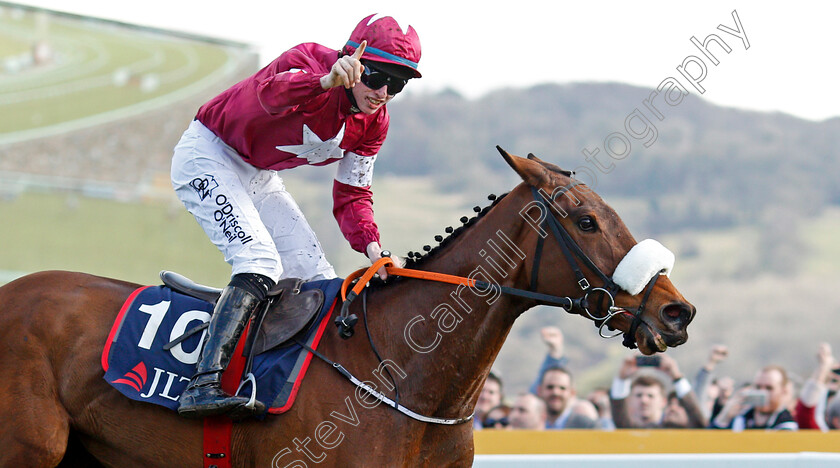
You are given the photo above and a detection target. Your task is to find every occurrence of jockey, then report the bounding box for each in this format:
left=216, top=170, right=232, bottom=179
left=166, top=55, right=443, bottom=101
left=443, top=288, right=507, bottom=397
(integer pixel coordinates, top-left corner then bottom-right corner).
left=171, top=14, right=421, bottom=418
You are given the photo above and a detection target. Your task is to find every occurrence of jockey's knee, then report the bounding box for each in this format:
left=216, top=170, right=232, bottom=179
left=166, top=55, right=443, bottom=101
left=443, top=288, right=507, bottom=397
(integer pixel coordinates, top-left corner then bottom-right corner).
left=228, top=273, right=275, bottom=302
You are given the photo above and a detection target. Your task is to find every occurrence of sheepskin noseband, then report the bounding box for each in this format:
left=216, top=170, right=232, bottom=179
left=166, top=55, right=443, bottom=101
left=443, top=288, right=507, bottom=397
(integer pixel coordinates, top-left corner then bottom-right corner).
left=612, top=239, right=675, bottom=295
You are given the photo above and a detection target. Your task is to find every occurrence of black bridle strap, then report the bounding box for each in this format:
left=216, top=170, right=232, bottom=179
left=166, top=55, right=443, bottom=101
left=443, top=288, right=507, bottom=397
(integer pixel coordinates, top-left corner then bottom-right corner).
left=473, top=281, right=574, bottom=310
left=530, top=186, right=589, bottom=290
left=529, top=232, right=545, bottom=291
left=530, top=186, right=620, bottom=293
left=622, top=272, right=660, bottom=349
left=527, top=185, right=635, bottom=342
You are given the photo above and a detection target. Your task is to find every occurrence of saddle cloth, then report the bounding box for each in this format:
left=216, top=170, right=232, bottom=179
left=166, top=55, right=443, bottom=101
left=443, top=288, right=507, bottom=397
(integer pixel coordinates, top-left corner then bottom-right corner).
left=101, top=278, right=342, bottom=415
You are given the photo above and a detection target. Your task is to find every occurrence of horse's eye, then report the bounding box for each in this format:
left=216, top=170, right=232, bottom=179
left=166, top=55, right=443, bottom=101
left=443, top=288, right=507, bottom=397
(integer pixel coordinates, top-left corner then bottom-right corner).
left=577, top=216, right=597, bottom=232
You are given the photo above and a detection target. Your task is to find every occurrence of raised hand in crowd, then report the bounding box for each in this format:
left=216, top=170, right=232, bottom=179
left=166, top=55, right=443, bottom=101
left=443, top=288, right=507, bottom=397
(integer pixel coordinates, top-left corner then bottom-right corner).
left=704, top=345, right=729, bottom=372
left=796, top=342, right=837, bottom=430
left=695, top=343, right=730, bottom=420
left=541, top=326, right=565, bottom=359
left=528, top=326, right=570, bottom=395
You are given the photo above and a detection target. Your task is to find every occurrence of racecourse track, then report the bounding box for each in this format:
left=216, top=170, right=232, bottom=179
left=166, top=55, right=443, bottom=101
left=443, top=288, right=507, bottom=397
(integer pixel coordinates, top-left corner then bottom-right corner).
left=0, top=3, right=248, bottom=144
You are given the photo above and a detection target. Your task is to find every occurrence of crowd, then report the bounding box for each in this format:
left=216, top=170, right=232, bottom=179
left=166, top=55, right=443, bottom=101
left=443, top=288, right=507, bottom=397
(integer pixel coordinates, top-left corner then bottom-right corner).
left=474, top=326, right=840, bottom=432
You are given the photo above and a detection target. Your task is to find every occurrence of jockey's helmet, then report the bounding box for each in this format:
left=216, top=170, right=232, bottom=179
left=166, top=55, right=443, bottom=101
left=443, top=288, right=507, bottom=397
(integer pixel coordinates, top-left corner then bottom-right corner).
left=344, top=14, right=422, bottom=79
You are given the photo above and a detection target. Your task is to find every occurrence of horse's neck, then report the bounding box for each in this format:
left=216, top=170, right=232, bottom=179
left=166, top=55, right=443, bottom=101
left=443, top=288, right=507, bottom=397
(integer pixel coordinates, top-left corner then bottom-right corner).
left=370, top=192, right=535, bottom=416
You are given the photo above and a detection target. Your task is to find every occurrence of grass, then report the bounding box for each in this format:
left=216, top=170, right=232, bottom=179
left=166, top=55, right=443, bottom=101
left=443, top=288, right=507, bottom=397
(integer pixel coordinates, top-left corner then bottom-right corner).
left=0, top=9, right=234, bottom=134
left=800, top=207, right=840, bottom=275
left=0, top=191, right=231, bottom=286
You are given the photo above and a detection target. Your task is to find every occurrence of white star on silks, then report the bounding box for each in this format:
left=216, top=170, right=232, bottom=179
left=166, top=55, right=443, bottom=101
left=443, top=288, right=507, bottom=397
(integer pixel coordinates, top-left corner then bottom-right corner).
left=275, top=123, right=346, bottom=164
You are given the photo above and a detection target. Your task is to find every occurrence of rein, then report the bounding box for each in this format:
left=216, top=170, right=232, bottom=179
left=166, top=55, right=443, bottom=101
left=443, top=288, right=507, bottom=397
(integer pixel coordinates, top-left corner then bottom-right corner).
left=339, top=258, right=580, bottom=317
left=323, top=184, right=663, bottom=425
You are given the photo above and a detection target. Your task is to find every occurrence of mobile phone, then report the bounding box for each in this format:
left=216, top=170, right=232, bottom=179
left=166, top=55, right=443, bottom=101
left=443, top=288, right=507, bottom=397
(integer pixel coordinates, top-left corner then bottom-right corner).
left=636, top=356, right=661, bottom=367
left=742, top=389, right=768, bottom=407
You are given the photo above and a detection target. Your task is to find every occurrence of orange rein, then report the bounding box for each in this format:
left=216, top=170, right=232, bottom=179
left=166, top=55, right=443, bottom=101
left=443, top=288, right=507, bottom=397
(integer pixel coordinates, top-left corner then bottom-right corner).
left=337, top=259, right=633, bottom=339
left=340, top=258, right=477, bottom=303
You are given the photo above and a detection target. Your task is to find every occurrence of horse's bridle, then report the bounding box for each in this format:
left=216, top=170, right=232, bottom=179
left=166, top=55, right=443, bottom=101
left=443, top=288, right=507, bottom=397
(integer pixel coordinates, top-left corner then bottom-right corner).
left=527, top=184, right=662, bottom=349
left=335, top=183, right=663, bottom=349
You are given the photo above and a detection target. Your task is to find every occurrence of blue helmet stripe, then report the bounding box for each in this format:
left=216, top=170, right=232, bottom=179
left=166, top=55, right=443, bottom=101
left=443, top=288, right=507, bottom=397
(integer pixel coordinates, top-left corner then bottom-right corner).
left=345, top=40, right=419, bottom=70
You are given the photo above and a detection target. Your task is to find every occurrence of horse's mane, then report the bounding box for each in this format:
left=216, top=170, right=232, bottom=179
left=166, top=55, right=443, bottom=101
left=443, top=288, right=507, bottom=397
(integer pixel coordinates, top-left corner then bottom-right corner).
left=403, top=192, right=510, bottom=269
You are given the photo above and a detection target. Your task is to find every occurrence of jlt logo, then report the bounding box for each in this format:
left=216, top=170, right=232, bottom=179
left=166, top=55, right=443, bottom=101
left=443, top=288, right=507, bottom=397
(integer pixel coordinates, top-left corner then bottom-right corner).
left=112, top=362, right=192, bottom=401
left=139, top=367, right=191, bottom=401
left=112, top=362, right=148, bottom=391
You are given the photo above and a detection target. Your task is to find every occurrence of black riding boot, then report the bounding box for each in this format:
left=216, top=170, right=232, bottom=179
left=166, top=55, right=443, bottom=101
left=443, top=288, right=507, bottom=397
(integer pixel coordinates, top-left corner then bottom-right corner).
left=177, top=285, right=261, bottom=418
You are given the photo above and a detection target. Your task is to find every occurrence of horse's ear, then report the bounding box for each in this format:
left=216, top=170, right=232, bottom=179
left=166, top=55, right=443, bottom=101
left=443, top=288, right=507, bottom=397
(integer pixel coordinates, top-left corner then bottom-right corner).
left=496, top=146, right=550, bottom=187
left=528, top=152, right=571, bottom=176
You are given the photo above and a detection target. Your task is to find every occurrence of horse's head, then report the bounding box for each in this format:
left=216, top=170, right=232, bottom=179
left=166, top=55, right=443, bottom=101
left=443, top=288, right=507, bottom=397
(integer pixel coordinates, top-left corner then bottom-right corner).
left=499, top=147, right=695, bottom=355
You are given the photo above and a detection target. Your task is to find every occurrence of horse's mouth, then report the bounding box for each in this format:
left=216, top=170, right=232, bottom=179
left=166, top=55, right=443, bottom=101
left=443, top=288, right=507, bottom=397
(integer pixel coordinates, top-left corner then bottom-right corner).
left=635, top=323, right=668, bottom=355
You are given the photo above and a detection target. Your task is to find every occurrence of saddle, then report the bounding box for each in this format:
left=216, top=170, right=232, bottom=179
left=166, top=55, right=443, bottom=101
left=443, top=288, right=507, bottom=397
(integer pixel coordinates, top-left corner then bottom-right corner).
left=159, top=271, right=324, bottom=357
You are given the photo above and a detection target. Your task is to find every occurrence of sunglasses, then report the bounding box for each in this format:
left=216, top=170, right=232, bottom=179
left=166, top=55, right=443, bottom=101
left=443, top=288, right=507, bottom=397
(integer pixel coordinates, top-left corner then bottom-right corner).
left=360, top=62, right=408, bottom=95
left=482, top=417, right=509, bottom=428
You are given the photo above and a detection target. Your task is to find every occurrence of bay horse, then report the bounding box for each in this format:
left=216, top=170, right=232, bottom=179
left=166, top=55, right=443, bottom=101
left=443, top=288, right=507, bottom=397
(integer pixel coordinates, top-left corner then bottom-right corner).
left=0, top=149, right=694, bottom=467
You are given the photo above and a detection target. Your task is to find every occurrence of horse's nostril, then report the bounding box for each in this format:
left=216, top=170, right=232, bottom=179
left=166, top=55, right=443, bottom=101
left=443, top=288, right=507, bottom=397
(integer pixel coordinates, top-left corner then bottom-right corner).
left=665, top=306, right=681, bottom=319
left=661, top=303, right=692, bottom=326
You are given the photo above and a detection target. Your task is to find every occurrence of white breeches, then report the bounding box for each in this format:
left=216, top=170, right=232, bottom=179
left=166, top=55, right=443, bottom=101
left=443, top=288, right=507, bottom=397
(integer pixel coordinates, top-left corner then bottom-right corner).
left=171, top=120, right=336, bottom=283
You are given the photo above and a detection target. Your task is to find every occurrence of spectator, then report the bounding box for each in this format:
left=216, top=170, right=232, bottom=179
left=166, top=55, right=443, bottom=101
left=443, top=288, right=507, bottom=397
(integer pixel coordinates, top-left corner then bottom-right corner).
left=537, top=366, right=597, bottom=429
left=474, top=370, right=504, bottom=430
left=711, top=365, right=798, bottom=431
left=529, top=326, right=569, bottom=394
left=707, top=376, right=735, bottom=422
left=612, top=373, right=667, bottom=428
left=509, top=393, right=547, bottom=430
left=694, top=344, right=729, bottom=420
left=826, top=397, right=840, bottom=429
left=610, top=354, right=707, bottom=428
left=662, top=391, right=690, bottom=428
left=826, top=361, right=840, bottom=401
left=482, top=404, right=511, bottom=430
left=586, top=387, right=615, bottom=430
left=796, top=343, right=836, bottom=430
left=528, top=326, right=597, bottom=429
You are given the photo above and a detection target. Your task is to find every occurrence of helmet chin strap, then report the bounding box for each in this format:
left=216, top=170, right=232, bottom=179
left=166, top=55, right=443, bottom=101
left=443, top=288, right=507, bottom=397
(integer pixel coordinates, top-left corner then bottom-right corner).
left=345, top=87, right=361, bottom=114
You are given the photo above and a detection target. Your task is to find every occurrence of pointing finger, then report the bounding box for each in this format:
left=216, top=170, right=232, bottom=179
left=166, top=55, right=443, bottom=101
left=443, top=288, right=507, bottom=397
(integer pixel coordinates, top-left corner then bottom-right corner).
left=352, top=40, right=367, bottom=60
